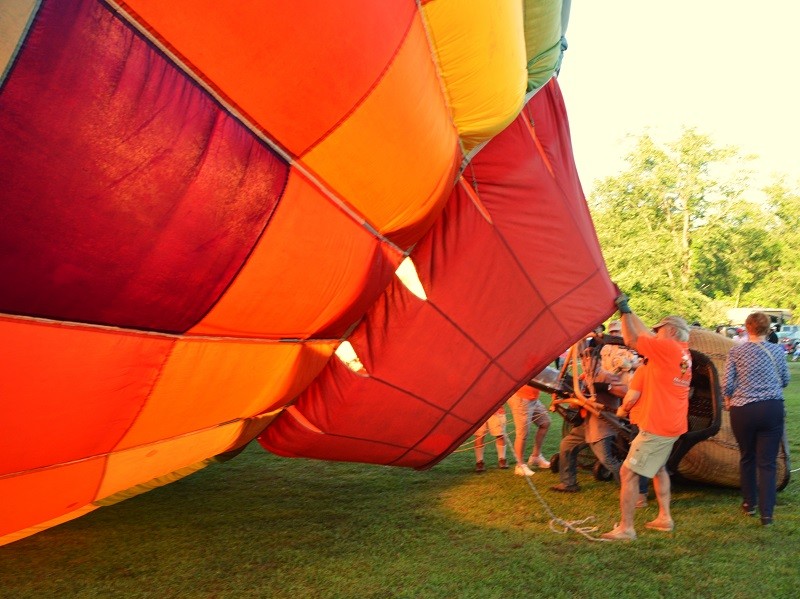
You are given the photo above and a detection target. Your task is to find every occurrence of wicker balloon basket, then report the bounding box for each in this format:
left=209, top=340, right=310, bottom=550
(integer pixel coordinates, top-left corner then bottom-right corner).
left=674, top=329, right=791, bottom=490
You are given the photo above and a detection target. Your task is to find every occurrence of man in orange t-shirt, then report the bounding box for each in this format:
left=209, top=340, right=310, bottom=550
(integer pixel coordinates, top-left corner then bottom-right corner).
left=602, top=295, right=691, bottom=541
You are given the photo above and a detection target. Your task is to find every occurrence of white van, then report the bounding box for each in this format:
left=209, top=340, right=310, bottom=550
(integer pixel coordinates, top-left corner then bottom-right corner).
left=778, top=324, right=800, bottom=342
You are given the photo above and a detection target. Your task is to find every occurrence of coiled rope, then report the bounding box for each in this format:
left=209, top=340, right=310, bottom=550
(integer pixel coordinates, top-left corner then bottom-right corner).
left=518, top=466, right=611, bottom=542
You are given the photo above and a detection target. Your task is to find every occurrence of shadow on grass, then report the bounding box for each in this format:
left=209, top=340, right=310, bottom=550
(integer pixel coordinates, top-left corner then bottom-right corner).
left=2, top=444, right=528, bottom=598
left=2, top=418, right=797, bottom=598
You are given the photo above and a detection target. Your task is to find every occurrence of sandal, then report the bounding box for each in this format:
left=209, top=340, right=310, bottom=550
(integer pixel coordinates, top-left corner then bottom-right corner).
left=645, top=519, right=674, bottom=532
left=601, top=525, right=637, bottom=541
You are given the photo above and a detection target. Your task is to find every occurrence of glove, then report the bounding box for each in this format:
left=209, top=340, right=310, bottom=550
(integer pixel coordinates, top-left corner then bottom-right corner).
left=615, top=294, right=632, bottom=314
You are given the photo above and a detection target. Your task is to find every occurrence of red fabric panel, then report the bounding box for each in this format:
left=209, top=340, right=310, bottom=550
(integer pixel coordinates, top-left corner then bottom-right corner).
left=522, top=81, right=587, bottom=209
left=260, top=79, right=617, bottom=468
left=417, top=179, right=554, bottom=358
left=0, top=0, right=288, bottom=333
left=346, top=287, right=508, bottom=404
left=412, top=412, right=485, bottom=459
left=264, top=413, right=410, bottom=465
left=459, top=89, right=611, bottom=351
left=277, top=344, right=463, bottom=453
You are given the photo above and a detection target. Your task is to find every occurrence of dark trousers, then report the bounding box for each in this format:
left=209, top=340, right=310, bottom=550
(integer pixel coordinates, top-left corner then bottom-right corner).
left=729, top=400, right=785, bottom=519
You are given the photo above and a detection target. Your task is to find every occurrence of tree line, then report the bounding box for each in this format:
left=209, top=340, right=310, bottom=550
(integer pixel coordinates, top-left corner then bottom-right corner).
left=588, top=128, right=800, bottom=326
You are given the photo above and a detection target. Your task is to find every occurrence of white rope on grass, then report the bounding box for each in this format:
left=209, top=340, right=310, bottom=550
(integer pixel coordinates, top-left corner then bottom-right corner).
left=519, top=470, right=612, bottom=542
left=454, top=411, right=613, bottom=540
left=459, top=433, right=612, bottom=541
left=453, top=401, right=554, bottom=455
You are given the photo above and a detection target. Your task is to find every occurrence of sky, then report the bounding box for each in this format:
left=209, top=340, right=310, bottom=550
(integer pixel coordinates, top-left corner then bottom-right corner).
left=556, top=0, right=800, bottom=196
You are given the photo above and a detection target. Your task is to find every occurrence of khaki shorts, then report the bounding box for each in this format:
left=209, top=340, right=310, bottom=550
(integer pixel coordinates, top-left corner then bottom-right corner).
left=623, top=430, right=678, bottom=478
left=529, top=399, right=552, bottom=427
left=476, top=412, right=506, bottom=438
left=508, top=397, right=552, bottom=433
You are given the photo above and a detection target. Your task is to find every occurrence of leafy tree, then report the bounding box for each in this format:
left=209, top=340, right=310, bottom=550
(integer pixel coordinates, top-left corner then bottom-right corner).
left=693, top=199, right=781, bottom=306
left=742, top=179, right=800, bottom=314
left=588, top=128, right=779, bottom=325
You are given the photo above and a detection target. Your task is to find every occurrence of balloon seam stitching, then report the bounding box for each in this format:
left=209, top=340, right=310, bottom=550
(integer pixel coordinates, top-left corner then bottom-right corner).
left=414, top=0, right=469, bottom=161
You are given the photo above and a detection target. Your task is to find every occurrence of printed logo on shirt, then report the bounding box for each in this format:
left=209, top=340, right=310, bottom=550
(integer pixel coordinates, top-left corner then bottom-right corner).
left=674, top=349, right=692, bottom=387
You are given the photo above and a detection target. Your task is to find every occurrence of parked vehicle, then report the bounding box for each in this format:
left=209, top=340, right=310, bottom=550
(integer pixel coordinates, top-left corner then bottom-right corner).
left=726, top=307, right=792, bottom=326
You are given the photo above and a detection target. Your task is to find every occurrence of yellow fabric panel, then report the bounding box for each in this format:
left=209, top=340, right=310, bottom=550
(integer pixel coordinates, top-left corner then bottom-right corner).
left=97, top=422, right=243, bottom=499
left=189, top=170, right=402, bottom=338
left=422, top=0, right=527, bottom=150
left=115, top=339, right=336, bottom=450
left=93, top=457, right=215, bottom=506
left=300, top=14, right=459, bottom=247
left=523, top=0, right=564, bottom=91
left=0, top=0, right=38, bottom=80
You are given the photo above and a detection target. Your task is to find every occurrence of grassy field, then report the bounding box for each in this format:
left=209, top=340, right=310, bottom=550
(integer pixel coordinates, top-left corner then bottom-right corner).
left=2, top=363, right=799, bottom=598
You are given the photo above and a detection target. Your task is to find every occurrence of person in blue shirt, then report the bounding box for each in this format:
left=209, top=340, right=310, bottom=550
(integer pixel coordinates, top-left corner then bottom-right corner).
left=723, top=311, right=790, bottom=526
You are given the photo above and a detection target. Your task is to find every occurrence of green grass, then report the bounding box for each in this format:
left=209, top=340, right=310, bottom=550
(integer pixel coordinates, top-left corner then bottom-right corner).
left=3, top=363, right=799, bottom=598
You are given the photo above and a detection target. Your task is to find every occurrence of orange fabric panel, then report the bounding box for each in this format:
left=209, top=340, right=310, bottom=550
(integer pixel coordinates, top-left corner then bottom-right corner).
left=0, top=505, right=97, bottom=547
left=0, top=318, right=173, bottom=473
left=119, top=0, right=416, bottom=156
left=300, top=14, right=460, bottom=248
left=0, top=457, right=105, bottom=538
left=97, top=422, right=243, bottom=499
left=190, top=170, right=403, bottom=338
left=115, top=338, right=336, bottom=450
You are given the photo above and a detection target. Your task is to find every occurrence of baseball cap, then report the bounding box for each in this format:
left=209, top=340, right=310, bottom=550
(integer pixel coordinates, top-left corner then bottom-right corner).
left=652, top=315, right=689, bottom=335
left=608, top=320, right=621, bottom=334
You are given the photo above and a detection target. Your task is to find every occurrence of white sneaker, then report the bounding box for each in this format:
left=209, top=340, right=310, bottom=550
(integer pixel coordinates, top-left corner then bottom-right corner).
left=515, top=463, right=535, bottom=477
left=528, top=455, right=551, bottom=469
